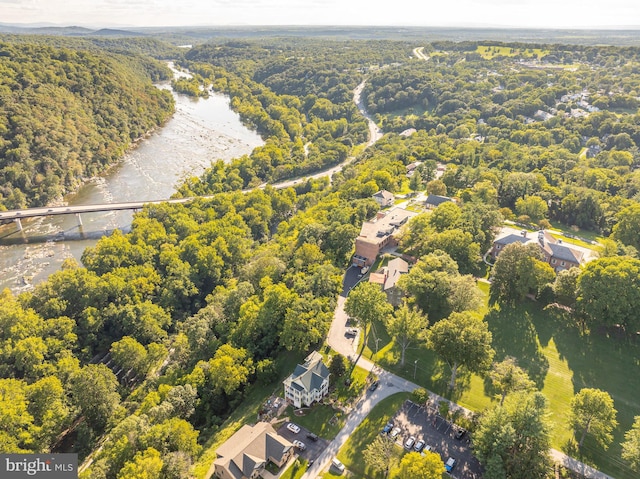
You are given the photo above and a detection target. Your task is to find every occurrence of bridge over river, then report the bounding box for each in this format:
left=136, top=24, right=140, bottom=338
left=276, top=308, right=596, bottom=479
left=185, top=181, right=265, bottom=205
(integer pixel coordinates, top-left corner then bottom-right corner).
left=0, top=198, right=195, bottom=231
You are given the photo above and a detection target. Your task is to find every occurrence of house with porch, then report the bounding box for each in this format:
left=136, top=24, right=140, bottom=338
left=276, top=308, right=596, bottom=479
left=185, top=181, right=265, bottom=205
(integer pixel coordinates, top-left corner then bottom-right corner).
left=283, top=351, right=330, bottom=409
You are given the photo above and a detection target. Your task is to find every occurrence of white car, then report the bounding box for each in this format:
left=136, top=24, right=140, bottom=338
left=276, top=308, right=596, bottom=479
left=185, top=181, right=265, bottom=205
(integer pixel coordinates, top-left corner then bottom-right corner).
left=293, top=439, right=306, bottom=450
left=390, top=427, right=401, bottom=438
left=404, top=435, right=416, bottom=450
left=286, top=423, right=300, bottom=434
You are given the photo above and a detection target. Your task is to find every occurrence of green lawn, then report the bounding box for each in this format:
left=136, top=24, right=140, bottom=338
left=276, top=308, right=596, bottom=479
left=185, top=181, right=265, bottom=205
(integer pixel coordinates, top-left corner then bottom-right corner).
left=336, top=393, right=411, bottom=479
left=359, top=295, right=640, bottom=479
left=284, top=404, right=344, bottom=439
left=280, top=458, right=309, bottom=479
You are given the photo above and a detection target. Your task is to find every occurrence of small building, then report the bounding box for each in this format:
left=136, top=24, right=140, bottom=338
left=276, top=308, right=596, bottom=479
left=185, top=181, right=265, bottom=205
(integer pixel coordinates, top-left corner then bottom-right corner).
left=352, top=207, right=418, bottom=267
left=425, top=194, right=453, bottom=209
left=283, top=351, right=330, bottom=409
left=212, top=422, right=294, bottom=479
left=368, top=257, right=409, bottom=306
left=372, top=190, right=395, bottom=208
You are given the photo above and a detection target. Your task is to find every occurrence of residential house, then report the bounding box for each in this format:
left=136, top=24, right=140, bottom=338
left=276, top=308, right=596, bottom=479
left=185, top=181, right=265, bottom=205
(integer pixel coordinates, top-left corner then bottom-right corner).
left=425, top=194, right=453, bottom=209
left=372, top=190, right=395, bottom=208
left=212, top=422, right=294, bottom=479
left=352, top=207, right=418, bottom=267
left=283, top=351, right=330, bottom=409
left=367, top=257, right=409, bottom=306
left=491, top=230, right=585, bottom=272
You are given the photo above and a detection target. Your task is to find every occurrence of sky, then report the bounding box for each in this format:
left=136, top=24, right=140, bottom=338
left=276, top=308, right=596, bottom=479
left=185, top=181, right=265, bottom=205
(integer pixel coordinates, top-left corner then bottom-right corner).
left=1, top=0, right=639, bottom=29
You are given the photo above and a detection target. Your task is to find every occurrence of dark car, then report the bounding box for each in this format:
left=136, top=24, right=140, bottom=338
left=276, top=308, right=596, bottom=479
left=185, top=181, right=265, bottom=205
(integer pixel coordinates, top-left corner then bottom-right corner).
left=369, top=380, right=379, bottom=391
left=306, top=432, right=319, bottom=442
left=382, top=422, right=393, bottom=434
left=454, top=428, right=466, bottom=440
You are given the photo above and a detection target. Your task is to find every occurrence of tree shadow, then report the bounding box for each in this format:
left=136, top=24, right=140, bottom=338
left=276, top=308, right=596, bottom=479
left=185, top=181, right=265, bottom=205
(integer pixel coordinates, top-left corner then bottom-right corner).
left=485, top=304, right=549, bottom=389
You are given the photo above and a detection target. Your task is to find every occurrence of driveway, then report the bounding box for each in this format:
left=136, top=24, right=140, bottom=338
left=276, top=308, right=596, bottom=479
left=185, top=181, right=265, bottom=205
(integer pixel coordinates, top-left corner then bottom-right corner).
left=389, top=400, right=483, bottom=479
left=277, top=422, right=330, bottom=464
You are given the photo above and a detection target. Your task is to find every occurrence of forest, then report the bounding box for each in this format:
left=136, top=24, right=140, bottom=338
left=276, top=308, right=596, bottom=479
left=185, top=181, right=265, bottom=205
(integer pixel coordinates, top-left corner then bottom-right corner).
left=1, top=34, right=640, bottom=479
left=0, top=38, right=176, bottom=210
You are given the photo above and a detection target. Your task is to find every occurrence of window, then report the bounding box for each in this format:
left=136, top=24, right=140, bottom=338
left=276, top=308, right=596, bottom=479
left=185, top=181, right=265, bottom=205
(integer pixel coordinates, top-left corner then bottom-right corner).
left=561, top=261, right=565, bottom=266
left=551, top=259, right=556, bottom=264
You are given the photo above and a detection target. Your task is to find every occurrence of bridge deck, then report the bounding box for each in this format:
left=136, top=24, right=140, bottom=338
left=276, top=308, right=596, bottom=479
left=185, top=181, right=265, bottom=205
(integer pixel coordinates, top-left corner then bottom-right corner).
left=0, top=198, right=193, bottom=221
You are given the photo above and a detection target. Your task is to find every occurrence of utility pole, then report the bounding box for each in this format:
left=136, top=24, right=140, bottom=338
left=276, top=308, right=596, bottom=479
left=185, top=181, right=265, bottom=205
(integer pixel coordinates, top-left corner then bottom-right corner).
left=414, top=359, right=419, bottom=380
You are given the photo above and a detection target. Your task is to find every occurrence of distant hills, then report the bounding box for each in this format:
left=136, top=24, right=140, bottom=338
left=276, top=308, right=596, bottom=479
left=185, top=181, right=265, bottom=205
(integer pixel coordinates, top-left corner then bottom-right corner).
left=1, top=23, right=640, bottom=46
left=0, top=23, right=145, bottom=37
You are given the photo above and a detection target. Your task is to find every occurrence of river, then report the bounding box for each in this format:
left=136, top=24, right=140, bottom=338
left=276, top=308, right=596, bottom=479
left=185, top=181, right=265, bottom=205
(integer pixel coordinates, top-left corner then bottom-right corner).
left=0, top=71, right=264, bottom=293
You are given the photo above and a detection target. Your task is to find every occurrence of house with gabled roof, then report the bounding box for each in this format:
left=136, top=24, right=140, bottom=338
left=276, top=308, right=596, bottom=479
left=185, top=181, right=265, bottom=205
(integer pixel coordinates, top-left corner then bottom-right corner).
left=372, top=190, right=395, bottom=208
left=425, top=194, right=454, bottom=209
left=211, top=422, right=294, bottom=479
left=283, top=351, right=330, bottom=409
left=491, top=230, right=586, bottom=272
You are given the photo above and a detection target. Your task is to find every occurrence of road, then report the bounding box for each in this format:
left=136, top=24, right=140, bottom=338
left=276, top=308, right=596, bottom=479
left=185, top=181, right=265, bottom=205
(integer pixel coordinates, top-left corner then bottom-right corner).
left=413, top=46, right=430, bottom=61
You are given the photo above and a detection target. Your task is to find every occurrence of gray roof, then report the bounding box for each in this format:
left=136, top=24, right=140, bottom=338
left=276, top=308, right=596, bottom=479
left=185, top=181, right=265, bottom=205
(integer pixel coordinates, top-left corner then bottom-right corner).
left=214, top=423, right=293, bottom=479
left=384, top=257, right=409, bottom=291
left=548, top=243, right=583, bottom=263
left=425, top=194, right=453, bottom=206
left=494, top=234, right=529, bottom=246
left=283, top=351, right=330, bottom=394
left=373, top=190, right=394, bottom=202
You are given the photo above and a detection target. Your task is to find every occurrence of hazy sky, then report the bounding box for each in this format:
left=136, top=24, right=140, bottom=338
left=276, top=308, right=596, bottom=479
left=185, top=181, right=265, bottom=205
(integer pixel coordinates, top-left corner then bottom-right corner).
left=2, top=0, right=639, bottom=29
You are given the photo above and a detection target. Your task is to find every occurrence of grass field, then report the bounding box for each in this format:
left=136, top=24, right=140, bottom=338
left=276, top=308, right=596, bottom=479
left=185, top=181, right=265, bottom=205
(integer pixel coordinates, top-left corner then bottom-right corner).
left=335, top=393, right=411, bottom=479
left=476, top=45, right=549, bottom=59
left=361, top=298, right=640, bottom=479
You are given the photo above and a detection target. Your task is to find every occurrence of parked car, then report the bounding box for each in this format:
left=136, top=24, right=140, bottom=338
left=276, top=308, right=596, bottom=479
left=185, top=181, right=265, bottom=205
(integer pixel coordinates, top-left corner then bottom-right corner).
left=420, top=444, right=433, bottom=456
left=413, top=438, right=425, bottom=452
left=369, top=380, right=379, bottom=391
left=306, top=432, right=319, bottom=442
left=454, top=427, right=466, bottom=440
left=292, top=439, right=306, bottom=450
left=345, top=327, right=358, bottom=336
left=286, top=423, right=300, bottom=434
left=331, top=458, right=345, bottom=474
left=404, top=436, right=416, bottom=450
left=445, top=457, right=456, bottom=473
left=390, top=427, right=401, bottom=438
left=382, top=422, right=393, bottom=434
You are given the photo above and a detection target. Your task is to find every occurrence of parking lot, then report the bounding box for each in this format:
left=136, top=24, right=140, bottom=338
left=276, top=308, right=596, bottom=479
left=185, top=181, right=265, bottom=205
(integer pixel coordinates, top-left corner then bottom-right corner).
left=277, top=422, right=331, bottom=466
left=386, top=400, right=483, bottom=479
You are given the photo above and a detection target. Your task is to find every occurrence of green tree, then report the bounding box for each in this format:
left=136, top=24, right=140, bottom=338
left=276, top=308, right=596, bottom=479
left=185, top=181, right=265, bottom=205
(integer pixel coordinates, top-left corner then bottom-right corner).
left=612, top=203, right=640, bottom=251
left=110, top=336, right=148, bottom=377
left=385, top=303, right=427, bottom=366
left=363, top=435, right=395, bottom=477
left=345, top=282, right=392, bottom=360
left=394, top=451, right=444, bottom=479
left=70, top=364, right=121, bottom=433
left=329, top=354, right=348, bottom=378
left=552, top=267, right=580, bottom=310
left=576, top=256, right=640, bottom=331
left=515, top=195, right=548, bottom=222
left=489, top=357, right=535, bottom=405
left=570, top=388, right=618, bottom=449
left=428, top=311, right=495, bottom=389
left=473, top=391, right=551, bottom=479
left=426, top=179, right=447, bottom=196
left=490, top=242, right=555, bottom=304
left=622, top=416, right=640, bottom=472
left=117, top=447, right=163, bottom=479
left=428, top=201, right=461, bottom=232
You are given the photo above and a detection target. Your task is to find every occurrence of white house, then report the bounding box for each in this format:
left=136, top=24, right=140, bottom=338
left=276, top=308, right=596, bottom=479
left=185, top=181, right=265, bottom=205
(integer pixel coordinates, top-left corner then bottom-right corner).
left=283, top=351, right=330, bottom=409
left=372, top=190, right=395, bottom=208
